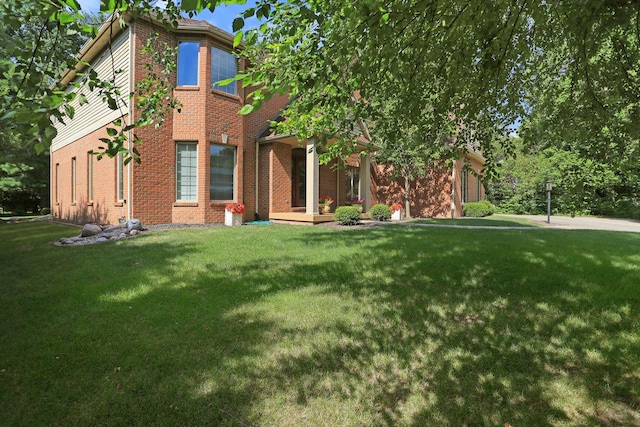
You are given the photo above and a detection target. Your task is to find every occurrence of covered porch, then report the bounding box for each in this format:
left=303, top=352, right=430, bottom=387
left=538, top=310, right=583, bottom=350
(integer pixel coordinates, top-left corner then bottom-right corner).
left=269, top=211, right=372, bottom=224
left=256, top=134, right=372, bottom=223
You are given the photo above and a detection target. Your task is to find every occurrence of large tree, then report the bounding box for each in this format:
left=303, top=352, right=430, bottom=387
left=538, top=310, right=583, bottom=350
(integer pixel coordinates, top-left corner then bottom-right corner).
left=0, top=1, right=104, bottom=213
left=231, top=1, right=640, bottom=163
left=1, top=0, right=639, bottom=173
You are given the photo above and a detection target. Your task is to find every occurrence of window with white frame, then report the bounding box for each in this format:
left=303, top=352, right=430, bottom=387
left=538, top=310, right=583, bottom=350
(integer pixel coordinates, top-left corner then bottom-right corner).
left=209, top=144, right=236, bottom=201
left=211, top=46, right=237, bottom=95
left=461, top=170, right=469, bottom=203
left=71, top=157, right=77, bottom=203
left=55, top=163, right=60, bottom=203
left=87, top=151, right=93, bottom=202
left=116, top=153, right=124, bottom=202
left=345, top=166, right=360, bottom=202
left=176, top=142, right=197, bottom=201
left=177, top=41, right=199, bottom=86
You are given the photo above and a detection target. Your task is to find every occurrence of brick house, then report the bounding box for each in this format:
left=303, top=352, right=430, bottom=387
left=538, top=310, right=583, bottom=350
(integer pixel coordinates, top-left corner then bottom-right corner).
left=50, top=15, right=484, bottom=225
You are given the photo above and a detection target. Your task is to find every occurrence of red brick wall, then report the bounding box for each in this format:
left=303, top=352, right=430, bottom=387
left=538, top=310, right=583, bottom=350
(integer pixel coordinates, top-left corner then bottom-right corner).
left=371, top=155, right=485, bottom=218
left=258, top=143, right=272, bottom=218
left=51, top=122, right=130, bottom=225
left=269, top=142, right=292, bottom=213
left=245, top=94, right=290, bottom=219
left=454, top=156, right=485, bottom=215
left=129, top=20, right=292, bottom=224
left=319, top=161, right=338, bottom=212
left=371, top=161, right=453, bottom=218
left=51, top=17, right=302, bottom=225
left=130, top=21, right=177, bottom=225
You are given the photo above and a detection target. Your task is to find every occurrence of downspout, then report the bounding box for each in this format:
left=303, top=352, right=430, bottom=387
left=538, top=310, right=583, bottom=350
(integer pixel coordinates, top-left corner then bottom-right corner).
left=127, top=24, right=134, bottom=221
left=450, top=159, right=456, bottom=218
left=49, top=146, right=53, bottom=215
left=255, top=139, right=259, bottom=220
left=336, top=159, right=340, bottom=210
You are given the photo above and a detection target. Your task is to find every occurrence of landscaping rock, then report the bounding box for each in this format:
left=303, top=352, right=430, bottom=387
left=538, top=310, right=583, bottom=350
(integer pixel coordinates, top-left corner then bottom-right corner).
left=126, top=219, right=142, bottom=231
left=57, top=220, right=146, bottom=246
left=81, top=224, right=102, bottom=237
left=103, top=223, right=126, bottom=233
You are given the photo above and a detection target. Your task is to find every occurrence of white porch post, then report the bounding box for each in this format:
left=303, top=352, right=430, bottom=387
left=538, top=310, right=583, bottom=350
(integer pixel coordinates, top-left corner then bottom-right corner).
left=306, top=138, right=320, bottom=215
left=360, top=154, right=371, bottom=211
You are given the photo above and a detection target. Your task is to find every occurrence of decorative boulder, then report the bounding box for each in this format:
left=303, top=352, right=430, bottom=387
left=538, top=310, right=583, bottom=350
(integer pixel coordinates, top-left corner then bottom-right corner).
left=81, top=223, right=102, bottom=237
left=126, top=219, right=142, bottom=231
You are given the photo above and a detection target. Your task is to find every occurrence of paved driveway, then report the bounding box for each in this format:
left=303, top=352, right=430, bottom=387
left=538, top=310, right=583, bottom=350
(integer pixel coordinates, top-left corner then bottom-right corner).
left=498, top=214, right=640, bottom=233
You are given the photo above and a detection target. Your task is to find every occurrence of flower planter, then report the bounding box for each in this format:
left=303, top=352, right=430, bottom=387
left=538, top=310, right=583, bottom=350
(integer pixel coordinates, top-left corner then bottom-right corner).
left=225, top=210, right=243, bottom=226
left=318, top=196, right=334, bottom=214
left=391, top=209, right=403, bottom=221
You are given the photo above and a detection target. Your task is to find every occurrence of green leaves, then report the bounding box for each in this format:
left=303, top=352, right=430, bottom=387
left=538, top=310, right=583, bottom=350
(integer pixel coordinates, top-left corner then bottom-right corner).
left=232, top=17, right=244, bottom=32
left=238, top=104, right=254, bottom=115
left=233, top=30, right=243, bottom=47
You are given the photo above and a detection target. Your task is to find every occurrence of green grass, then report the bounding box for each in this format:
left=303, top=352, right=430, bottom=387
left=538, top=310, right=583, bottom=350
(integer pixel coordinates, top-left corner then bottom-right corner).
left=410, top=215, right=541, bottom=227
left=1, top=221, right=639, bottom=426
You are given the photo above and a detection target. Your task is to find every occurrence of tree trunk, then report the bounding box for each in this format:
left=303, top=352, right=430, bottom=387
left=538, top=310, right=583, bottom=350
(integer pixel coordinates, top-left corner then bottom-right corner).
left=404, top=175, right=412, bottom=219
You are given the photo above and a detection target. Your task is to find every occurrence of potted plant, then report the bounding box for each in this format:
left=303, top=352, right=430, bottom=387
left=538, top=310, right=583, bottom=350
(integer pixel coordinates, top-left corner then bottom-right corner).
left=390, top=203, right=403, bottom=221
left=318, top=196, right=334, bottom=214
left=224, top=203, right=245, bottom=226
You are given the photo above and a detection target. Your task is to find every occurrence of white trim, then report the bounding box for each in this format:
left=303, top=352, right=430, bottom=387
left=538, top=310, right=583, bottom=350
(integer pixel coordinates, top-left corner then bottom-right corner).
left=175, top=142, right=198, bottom=201
left=87, top=152, right=94, bottom=202
left=305, top=138, right=320, bottom=215
left=177, top=40, right=200, bottom=87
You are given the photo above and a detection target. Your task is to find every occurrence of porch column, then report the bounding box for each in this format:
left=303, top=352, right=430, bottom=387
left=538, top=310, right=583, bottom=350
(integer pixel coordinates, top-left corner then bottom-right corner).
left=360, top=154, right=371, bottom=211
left=305, top=138, right=320, bottom=215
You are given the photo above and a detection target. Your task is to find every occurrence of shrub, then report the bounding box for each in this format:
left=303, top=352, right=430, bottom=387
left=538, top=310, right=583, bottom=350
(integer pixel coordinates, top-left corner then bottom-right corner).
left=40, top=207, right=51, bottom=215
left=334, top=206, right=361, bottom=225
left=463, top=200, right=496, bottom=217
left=369, top=204, right=391, bottom=221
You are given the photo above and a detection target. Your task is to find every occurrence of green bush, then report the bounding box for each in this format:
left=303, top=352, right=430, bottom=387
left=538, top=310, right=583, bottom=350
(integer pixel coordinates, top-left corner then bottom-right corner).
left=369, top=204, right=391, bottom=221
left=40, top=207, right=51, bottom=215
left=334, top=206, right=362, bottom=225
left=463, top=200, right=496, bottom=217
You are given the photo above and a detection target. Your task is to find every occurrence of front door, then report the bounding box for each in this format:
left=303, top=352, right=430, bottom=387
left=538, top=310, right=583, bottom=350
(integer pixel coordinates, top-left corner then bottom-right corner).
left=292, top=148, right=306, bottom=207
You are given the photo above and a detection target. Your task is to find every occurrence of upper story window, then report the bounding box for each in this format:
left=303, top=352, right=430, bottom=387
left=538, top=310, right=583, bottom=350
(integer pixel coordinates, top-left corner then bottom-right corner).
left=211, top=46, right=237, bottom=95
left=177, top=41, right=199, bottom=86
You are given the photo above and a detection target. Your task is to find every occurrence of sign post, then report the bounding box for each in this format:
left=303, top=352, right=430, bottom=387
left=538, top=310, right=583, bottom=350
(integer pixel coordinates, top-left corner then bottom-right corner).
left=546, top=180, right=552, bottom=224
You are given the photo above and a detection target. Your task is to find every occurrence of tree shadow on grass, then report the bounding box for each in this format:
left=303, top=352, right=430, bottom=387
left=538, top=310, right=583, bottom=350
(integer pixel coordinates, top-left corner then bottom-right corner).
left=3, top=224, right=640, bottom=425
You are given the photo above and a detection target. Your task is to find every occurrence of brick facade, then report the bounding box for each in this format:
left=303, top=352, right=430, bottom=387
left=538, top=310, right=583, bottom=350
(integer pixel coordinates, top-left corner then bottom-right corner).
left=51, top=17, right=484, bottom=225
left=52, top=121, right=130, bottom=225
left=371, top=156, right=485, bottom=218
left=51, top=18, right=289, bottom=225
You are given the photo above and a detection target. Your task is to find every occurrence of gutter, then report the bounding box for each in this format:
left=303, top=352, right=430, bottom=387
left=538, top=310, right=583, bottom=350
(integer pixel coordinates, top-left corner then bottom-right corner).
left=127, top=23, right=135, bottom=221
left=255, top=138, right=259, bottom=220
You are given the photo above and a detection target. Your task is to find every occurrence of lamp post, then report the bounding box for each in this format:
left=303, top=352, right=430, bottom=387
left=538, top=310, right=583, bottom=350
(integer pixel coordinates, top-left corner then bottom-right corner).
left=546, top=180, right=552, bottom=224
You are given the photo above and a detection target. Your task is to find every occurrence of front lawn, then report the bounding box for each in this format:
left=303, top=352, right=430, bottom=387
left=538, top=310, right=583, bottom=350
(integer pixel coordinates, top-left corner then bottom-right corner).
left=1, top=221, right=639, bottom=426
left=410, top=215, right=541, bottom=227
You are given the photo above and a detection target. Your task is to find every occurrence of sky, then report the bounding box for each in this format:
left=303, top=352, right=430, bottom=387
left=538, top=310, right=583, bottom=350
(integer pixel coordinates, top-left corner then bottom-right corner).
left=77, top=0, right=260, bottom=34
